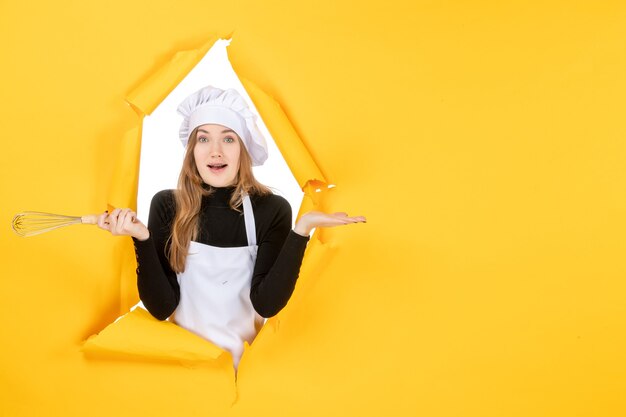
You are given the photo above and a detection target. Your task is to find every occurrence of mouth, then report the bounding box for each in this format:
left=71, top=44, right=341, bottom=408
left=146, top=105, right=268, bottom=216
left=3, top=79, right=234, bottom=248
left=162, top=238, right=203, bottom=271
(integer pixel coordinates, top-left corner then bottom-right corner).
left=207, top=163, right=228, bottom=173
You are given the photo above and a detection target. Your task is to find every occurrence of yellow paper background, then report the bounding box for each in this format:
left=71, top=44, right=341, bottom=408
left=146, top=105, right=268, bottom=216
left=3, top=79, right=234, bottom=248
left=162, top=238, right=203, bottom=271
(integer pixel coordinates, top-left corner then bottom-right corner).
left=1, top=1, right=625, bottom=416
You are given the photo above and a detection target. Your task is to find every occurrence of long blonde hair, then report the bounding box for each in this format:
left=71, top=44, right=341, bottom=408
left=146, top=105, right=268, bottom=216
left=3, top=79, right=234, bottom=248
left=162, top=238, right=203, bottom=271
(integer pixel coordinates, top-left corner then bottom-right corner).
left=168, top=127, right=271, bottom=272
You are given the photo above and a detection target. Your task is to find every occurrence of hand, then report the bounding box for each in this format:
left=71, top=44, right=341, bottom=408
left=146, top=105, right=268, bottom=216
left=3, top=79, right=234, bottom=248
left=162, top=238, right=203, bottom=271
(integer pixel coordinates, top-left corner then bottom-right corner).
left=96, top=208, right=150, bottom=241
left=294, top=211, right=366, bottom=236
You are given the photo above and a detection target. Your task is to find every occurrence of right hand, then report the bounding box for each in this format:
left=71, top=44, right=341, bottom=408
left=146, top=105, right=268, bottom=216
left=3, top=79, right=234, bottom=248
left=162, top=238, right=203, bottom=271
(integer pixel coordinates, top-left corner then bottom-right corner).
left=294, top=211, right=367, bottom=236
left=97, top=208, right=150, bottom=241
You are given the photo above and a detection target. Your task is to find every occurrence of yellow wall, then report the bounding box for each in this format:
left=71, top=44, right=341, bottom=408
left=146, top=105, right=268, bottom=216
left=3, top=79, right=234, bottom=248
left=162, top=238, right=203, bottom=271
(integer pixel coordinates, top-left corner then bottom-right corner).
left=1, top=1, right=625, bottom=416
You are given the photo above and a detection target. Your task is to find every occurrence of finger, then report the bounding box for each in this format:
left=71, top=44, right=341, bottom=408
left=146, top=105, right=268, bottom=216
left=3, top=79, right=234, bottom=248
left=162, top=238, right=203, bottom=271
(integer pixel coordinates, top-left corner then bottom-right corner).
left=349, top=215, right=367, bottom=222
left=122, top=210, right=138, bottom=229
left=336, top=216, right=366, bottom=225
left=96, top=212, right=110, bottom=230
left=116, top=209, right=132, bottom=233
left=108, top=209, right=121, bottom=231
left=107, top=209, right=120, bottom=228
left=123, top=211, right=138, bottom=230
left=332, top=212, right=349, bottom=217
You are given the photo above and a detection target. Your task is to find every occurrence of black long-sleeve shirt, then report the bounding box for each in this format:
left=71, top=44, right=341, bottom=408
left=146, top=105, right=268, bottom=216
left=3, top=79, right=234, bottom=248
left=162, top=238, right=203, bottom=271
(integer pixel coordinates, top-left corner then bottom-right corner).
left=132, top=186, right=309, bottom=320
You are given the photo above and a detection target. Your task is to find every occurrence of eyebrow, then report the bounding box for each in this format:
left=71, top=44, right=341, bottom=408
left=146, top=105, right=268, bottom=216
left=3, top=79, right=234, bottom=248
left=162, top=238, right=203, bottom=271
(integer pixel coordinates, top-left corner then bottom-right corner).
left=197, top=128, right=236, bottom=135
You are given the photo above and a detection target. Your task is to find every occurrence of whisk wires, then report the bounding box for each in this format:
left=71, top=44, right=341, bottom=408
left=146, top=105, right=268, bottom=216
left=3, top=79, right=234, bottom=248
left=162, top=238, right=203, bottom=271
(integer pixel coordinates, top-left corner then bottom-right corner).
left=12, top=211, right=83, bottom=237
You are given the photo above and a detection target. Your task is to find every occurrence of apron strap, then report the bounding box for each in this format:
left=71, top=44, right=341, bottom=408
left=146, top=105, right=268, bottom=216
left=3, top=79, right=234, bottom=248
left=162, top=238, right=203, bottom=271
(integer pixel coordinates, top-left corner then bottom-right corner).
left=242, top=195, right=256, bottom=246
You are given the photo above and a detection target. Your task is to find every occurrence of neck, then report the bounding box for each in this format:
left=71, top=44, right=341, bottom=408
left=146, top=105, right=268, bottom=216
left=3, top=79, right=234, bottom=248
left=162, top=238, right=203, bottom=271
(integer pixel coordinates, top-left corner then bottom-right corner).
left=201, top=183, right=237, bottom=206
left=201, top=182, right=236, bottom=190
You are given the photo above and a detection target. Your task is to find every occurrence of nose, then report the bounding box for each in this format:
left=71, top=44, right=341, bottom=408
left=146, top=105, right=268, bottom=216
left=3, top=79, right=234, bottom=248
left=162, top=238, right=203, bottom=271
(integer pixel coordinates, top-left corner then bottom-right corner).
left=208, top=140, right=223, bottom=158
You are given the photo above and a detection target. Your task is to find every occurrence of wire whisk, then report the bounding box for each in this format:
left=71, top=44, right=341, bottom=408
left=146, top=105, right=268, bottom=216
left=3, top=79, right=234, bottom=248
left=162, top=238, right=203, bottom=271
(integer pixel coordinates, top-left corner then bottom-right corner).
left=11, top=211, right=99, bottom=237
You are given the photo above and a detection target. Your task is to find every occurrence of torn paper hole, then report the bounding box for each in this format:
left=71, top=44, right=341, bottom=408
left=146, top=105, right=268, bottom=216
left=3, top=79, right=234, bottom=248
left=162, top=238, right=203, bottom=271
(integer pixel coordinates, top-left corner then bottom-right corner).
left=88, top=37, right=332, bottom=369
left=136, top=38, right=303, bottom=224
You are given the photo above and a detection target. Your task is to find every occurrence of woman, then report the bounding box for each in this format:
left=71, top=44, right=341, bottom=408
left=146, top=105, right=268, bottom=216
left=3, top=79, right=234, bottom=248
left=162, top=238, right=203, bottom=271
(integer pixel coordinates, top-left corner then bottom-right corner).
left=97, top=86, right=365, bottom=367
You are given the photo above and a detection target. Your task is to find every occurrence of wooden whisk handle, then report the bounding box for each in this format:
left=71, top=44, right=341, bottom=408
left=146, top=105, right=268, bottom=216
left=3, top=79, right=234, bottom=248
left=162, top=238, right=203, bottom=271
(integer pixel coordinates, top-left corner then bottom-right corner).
left=81, top=214, right=99, bottom=225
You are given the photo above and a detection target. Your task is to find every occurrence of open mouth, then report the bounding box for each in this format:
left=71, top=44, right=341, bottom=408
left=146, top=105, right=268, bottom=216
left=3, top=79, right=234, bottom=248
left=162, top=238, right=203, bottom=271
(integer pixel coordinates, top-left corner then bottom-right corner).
left=207, top=164, right=227, bottom=173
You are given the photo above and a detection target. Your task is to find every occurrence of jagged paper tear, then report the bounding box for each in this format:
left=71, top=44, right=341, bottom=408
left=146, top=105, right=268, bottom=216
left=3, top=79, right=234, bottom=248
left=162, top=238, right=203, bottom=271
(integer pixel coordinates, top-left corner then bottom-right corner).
left=85, top=36, right=333, bottom=366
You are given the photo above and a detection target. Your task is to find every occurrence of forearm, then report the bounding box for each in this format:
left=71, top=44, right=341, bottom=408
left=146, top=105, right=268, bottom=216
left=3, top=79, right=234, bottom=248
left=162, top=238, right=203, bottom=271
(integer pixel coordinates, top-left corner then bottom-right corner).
left=250, top=230, right=310, bottom=317
left=133, top=236, right=180, bottom=320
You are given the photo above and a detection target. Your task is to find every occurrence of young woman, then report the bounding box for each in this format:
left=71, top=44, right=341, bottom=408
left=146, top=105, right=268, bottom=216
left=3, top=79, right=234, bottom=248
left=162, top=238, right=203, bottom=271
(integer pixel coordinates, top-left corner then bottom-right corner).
left=97, top=86, right=365, bottom=367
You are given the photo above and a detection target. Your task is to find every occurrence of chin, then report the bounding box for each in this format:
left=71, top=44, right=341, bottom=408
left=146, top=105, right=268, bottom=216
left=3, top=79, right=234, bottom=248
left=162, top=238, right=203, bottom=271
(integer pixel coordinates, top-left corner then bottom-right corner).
left=202, top=177, right=237, bottom=188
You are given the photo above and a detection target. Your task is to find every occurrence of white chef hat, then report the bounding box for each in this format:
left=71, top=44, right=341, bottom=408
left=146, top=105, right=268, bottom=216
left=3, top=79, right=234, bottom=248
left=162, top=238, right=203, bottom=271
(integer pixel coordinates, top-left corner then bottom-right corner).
left=177, top=86, right=269, bottom=166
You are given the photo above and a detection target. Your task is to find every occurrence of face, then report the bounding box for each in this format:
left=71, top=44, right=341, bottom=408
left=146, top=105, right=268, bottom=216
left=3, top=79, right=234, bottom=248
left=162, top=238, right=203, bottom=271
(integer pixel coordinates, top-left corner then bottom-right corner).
left=193, top=124, right=241, bottom=187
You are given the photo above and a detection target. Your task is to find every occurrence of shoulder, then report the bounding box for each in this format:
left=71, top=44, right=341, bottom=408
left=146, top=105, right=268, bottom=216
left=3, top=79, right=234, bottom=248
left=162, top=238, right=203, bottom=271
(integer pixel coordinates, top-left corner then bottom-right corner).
left=152, top=189, right=176, bottom=205
left=251, top=192, right=291, bottom=214
left=250, top=192, right=292, bottom=227
left=149, top=189, right=176, bottom=217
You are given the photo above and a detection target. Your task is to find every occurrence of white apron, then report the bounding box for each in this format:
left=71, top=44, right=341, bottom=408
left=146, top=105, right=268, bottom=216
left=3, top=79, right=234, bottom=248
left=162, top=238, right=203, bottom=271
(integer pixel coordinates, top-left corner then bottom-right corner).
left=173, top=195, right=264, bottom=367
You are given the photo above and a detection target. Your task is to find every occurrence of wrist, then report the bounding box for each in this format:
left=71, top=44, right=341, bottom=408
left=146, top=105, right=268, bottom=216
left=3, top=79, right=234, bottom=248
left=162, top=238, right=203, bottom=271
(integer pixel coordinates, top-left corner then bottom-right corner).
left=134, top=229, right=150, bottom=241
left=293, top=220, right=311, bottom=237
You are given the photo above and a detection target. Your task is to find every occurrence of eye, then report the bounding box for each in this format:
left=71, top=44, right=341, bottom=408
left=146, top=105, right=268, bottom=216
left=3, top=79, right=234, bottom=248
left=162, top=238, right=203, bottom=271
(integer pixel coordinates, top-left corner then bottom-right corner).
left=198, top=136, right=208, bottom=143
left=224, top=137, right=235, bottom=143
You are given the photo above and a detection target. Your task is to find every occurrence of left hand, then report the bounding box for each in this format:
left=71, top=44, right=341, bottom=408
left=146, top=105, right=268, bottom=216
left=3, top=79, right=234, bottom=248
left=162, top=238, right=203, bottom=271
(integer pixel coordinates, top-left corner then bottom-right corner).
left=294, top=211, right=366, bottom=236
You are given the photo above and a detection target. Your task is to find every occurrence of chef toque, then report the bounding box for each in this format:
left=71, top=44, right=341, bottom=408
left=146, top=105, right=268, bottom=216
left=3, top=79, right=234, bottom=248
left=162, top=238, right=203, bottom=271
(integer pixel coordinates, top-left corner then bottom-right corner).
left=177, top=86, right=268, bottom=166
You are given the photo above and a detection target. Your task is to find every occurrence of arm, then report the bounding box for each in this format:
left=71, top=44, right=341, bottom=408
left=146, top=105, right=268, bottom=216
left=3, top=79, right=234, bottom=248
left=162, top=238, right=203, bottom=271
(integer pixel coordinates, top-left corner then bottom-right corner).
left=132, top=190, right=180, bottom=320
left=249, top=201, right=366, bottom=317
left=250, top=199, right=310, bottom=318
